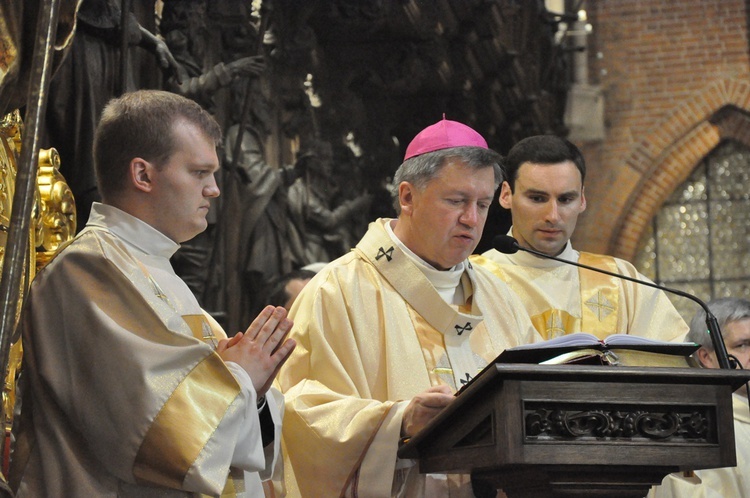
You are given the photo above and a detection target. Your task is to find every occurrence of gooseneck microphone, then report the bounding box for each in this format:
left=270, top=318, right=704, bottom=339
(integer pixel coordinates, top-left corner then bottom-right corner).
left=493, top=234, right=736, bottom=370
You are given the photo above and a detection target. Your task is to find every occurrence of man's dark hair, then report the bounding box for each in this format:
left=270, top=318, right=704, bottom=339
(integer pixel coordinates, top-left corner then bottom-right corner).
left=94, top=89, right=222, bottom=201
left=504, top=135, right=586, bottom=191
left=266, top=269, right=318, bottom=308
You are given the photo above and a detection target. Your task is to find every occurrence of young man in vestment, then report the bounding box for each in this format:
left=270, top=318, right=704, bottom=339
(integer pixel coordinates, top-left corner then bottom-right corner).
left=10, top=90, right=296, bottom=496
left=472, top=135, right=688, bottom=342
left=276, top=118, right=543, bottom=496
left=649, top=297, right=750, bottom=497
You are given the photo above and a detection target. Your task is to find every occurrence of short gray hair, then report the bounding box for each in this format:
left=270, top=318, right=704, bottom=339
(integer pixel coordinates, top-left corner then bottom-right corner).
left=390, top=146, right=503, bottom=214
left=686, top=297, right=750, bottom=351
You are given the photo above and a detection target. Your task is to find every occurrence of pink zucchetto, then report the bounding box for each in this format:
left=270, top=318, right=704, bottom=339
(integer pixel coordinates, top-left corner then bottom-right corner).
left=403, top=115, right=488, bottom=161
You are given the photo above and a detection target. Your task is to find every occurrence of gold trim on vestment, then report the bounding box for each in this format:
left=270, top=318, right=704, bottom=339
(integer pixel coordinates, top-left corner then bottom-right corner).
left=531, top=309, right=579, bottom=340
left=201, top=467, right=244, bottom=498
left=578, top=252, right=620, bottom=339
left=471, top=252, right=621, bottom=339
left=187, top=311, right=241, bottom=495
left=183, top=314, right=207, bottom=341
left=409, top=308, right=455, bottom=388
left=133, top=353, right=241, bottom=488
left=183, top=314, right=220, bottom=348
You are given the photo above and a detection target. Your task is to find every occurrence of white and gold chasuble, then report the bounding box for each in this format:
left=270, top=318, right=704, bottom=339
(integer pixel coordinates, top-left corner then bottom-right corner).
left=648, top=393, right=750, bottom=498
left=474, top=232, right=688, bottom=342
left=12, top=203, right=282, bottom=497
left=278, top=219, right=542, bottom=497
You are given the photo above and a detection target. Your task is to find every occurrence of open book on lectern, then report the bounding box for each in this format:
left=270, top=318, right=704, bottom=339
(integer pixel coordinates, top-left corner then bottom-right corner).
left=456, top=333, right=700, bottom=396
left=498, top=333, right=699, bottom=365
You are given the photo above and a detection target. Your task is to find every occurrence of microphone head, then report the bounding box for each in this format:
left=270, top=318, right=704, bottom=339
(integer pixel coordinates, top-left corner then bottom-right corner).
left=492, top=235, right=520, bottom=254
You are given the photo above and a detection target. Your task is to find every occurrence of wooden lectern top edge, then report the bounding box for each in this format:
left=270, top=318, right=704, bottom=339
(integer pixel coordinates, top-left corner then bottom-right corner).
left=398, top=364, right=750, bottom=459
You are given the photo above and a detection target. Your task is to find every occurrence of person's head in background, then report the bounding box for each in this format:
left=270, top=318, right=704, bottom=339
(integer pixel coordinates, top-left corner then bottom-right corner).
left=268, top=269, right=318, bottom=311
left=687, top=297, right=750, bottom=387
left=499, top=135, right=586, bottom=257
left=391, top=118, right=503, bottom=270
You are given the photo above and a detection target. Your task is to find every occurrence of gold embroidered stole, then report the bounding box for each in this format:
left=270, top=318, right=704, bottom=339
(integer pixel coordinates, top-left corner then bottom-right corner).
left=123, top=242, right=240, bottom=493
left=156, top=314, right=242, bottom=496
left=133, top=312, right=242, bottom=494
left=407, top=300, right=491, bottom=390
left=192, top=315, right=246, bottom=497
left=578, top=252, right=620, bottom=339
left=471, top=252, right=620, bottom=339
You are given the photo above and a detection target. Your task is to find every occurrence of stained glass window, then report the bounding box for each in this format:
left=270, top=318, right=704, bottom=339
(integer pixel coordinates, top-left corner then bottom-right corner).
left=634, top=139, right=750, bottom=323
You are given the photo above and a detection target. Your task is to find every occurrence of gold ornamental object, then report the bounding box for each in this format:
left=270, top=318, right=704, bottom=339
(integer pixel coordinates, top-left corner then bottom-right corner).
left=35, top=147, right=76, bottom=268
left=0, top=110, right=77, bottom=473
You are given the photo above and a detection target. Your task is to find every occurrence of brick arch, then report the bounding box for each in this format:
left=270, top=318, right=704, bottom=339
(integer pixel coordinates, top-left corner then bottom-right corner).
left=611, top=78, right=750, bottom=261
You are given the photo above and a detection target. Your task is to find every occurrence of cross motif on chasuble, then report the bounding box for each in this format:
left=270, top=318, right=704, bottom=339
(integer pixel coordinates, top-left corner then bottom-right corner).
left=545, top=314, right=567, bottom=338
left=375, top=246, right=394, bottom=261
left=585, top=290, right=615, bottom=321
left=455, top=322, right=473, bottom=335
left=459, top=372, right=473, bottom=386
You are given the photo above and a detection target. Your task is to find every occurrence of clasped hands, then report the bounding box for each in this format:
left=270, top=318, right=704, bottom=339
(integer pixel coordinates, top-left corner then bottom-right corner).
left=216, top=305, right=454, bottom=436
left=217, top=305, right=296, bottom=397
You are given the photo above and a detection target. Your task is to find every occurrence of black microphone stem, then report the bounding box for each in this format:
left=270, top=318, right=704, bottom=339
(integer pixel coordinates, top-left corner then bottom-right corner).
left=511, top=242, right=734, bottom=370
left=705, top=314, right=733, bottom=370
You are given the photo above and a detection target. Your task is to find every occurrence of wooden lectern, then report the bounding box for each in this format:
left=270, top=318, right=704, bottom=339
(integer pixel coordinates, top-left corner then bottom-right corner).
left=398, top=364, right=750, bottom=498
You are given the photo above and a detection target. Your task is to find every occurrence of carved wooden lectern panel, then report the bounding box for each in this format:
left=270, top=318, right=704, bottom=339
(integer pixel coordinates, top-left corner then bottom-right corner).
left=398, top=364, right=750, bottom=498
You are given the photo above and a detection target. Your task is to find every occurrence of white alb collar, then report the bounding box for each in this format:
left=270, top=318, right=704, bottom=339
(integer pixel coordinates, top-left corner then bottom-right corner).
left=86, top=202, right=180, bottom=259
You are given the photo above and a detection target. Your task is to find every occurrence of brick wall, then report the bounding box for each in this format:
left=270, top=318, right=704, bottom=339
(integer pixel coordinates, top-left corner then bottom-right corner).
left=572, top=0, right=750, bottom=261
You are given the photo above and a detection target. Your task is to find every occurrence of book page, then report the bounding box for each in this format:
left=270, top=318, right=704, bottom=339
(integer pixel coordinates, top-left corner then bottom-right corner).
left=602, top=333, right=692, bottom=347
left=496, top=333, right=699, bottom=365
left=507, top=332, right=601, bottom=350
